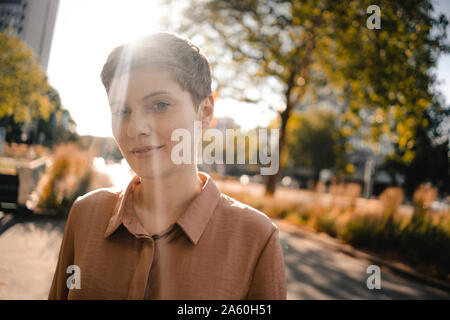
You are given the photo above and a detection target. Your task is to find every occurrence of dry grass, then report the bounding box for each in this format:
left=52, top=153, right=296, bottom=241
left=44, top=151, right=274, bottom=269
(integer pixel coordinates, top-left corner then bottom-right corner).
left=329, top=182, right=362, bottom=212
left=379, top=187, right=404, bottom=224
left=414, top=184, right=438, bottom=208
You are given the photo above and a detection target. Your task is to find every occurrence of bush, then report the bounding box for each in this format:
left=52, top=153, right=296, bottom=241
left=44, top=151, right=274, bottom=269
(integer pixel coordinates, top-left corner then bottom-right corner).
left=36, top=143, right=94, bottom=215
left=399, top=214, right=450, bottom=278
left=315, top=214, right=338, bottom=237
left=379, top=187, right=404, bottom=222
left=341, top=215, right=380, bottom=247
left=340, top=193, right=449, bottom=279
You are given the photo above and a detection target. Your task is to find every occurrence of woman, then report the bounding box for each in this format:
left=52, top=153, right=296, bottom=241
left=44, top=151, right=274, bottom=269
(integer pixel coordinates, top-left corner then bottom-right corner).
left=48, top=32, right=287, bottom=300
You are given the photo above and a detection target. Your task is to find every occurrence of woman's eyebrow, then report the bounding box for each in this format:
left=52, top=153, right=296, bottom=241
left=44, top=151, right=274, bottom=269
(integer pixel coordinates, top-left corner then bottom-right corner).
left=109, top=91, right=170, bottom=106
left=141, top=90, right=171, bottom=101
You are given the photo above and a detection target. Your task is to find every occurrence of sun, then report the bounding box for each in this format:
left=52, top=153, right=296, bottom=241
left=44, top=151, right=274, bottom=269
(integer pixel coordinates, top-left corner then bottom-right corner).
left=48, top=0, right=168, bottom=138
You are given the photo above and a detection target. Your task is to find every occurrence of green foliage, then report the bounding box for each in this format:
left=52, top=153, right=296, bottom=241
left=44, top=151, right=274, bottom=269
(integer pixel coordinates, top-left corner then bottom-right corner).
left=0, top=28, right=53, bottom=122
left=285, top=109, right=347, bottom=177
left=0, top=29, right=78, bottom=146
left=383, top=121, right=450, bottom=197
left=319, top=1, right=450, bottom=164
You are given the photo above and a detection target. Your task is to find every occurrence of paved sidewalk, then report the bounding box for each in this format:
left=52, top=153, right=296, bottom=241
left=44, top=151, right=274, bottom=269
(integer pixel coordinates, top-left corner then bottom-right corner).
left=277, top=219, right=450, bottom=299
left=0, top=215, right=65, bottom=299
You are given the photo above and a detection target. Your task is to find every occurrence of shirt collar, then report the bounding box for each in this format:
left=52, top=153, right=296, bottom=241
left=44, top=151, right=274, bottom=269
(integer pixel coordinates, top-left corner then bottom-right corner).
left=104, top=171, right=221, bottom=245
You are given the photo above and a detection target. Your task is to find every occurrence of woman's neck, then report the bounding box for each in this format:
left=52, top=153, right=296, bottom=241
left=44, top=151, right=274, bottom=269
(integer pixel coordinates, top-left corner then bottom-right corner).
left=132, top=166, right=203, bottom=233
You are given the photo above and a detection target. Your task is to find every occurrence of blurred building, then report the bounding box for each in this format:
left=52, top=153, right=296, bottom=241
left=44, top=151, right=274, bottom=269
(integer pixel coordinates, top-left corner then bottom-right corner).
left=211, top=116, right=241, bottom=133
left=0, top=0, right=59, bottom=71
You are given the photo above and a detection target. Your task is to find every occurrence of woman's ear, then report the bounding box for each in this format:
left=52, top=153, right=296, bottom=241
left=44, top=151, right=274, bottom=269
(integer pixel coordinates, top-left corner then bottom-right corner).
left=198, top=95, right=215, bottom=129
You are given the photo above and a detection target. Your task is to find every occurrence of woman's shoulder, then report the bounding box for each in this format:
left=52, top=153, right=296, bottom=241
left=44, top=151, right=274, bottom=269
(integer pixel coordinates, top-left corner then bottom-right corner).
left=215, top=192, right=278, bottom=236
left=68, top=186, right=123, bottom=222
left=75, top=186, right=123, bottom=207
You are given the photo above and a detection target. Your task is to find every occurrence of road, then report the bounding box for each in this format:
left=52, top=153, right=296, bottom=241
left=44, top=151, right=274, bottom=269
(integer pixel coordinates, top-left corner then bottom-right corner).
left=0, top=212, right=448, bottom=299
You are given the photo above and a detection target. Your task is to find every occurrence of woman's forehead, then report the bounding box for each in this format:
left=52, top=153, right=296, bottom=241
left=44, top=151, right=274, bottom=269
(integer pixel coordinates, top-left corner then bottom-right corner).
left=108, top=70, right=185, bottom=104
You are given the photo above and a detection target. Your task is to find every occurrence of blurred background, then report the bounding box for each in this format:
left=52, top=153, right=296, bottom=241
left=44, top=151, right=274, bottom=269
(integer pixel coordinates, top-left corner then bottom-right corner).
left=0, top=0, right=449, bottom=299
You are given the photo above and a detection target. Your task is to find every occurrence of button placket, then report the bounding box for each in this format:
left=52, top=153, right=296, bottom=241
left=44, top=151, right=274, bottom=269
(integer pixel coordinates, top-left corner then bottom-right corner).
left=126, top=238, right=155, bottom=299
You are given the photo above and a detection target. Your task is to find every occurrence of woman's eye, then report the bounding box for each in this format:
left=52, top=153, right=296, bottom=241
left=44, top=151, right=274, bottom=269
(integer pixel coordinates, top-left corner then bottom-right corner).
left=112, top=109, right=130, bottom=116
left=151, top=102, right=171, bottom=112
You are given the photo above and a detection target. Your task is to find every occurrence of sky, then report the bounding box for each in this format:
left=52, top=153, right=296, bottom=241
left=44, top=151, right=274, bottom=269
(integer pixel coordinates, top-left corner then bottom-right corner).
left=46, top=0, right=450, bottom=138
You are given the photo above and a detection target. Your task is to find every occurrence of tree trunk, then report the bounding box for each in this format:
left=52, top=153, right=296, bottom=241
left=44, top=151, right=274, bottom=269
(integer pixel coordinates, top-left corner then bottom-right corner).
left=264, top=71, right=296, bottom=196
left=264, top=108, right=290, bottom=195
left=264, top=32, right=317, bottom=196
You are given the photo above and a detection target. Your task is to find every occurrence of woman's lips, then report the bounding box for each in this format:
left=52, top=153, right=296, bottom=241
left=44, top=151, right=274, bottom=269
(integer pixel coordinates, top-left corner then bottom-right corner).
left=130, top=145, right=164, bottom=159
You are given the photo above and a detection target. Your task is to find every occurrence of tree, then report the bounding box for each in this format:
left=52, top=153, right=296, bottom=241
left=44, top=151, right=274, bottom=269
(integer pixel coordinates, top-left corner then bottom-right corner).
left=383, top=99, right=450, bottom=197
left=0, top=28, right=53, bottom=123
left=173, top=0, right=449, bottom=195
left=34, top=86, right=78, bottom=147
left=0, top=28, right=77, bottom=146
left=285, top=108, right=347, bottom=181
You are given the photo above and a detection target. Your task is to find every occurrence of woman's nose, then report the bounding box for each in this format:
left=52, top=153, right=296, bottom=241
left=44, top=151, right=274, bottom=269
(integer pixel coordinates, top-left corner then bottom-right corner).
left=127, top=109, right=152, bottom=138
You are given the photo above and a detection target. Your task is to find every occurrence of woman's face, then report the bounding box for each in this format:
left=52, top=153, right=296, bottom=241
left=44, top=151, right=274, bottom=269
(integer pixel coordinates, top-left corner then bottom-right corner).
left=108, top=70, right=209, bottom=179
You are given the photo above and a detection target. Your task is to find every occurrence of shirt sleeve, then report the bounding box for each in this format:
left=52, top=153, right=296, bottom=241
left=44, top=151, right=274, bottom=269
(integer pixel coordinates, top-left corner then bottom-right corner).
left=246, top=227, right=287, bottom=300
left=48, top=199, right=78, bottom=300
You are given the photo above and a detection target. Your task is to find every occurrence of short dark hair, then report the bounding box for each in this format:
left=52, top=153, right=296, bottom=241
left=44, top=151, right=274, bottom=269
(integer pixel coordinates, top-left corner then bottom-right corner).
left=100, top=32, right=212, bottom=109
